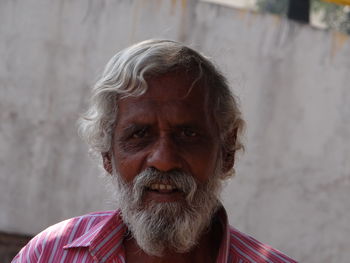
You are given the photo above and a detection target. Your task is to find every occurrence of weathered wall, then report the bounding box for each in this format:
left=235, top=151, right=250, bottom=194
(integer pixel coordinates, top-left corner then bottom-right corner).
left=1, top=0, right=349, bottom=262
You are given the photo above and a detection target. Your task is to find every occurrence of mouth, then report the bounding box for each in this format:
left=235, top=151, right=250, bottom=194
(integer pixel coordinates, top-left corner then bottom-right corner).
left=146, top=183, right=181, bottom=194
left=144, top=183, right=184, bottom=202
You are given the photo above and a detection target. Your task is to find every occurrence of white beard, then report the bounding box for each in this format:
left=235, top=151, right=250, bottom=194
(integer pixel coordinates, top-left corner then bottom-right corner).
left=112, top=167, right=222, bottom=257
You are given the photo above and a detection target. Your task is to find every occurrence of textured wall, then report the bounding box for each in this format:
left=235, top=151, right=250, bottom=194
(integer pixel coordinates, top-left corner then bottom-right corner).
left=1, top=0, right=349, bottom=262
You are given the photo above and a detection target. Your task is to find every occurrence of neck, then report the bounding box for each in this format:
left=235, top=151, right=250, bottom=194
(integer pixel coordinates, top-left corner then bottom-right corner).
left=124, top=219, right=222, bottom=263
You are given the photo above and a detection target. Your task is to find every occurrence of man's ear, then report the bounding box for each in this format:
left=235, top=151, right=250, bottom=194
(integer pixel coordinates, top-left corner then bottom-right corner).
left=102, top=152, right=113, bottom=175
left=222, top=128, right=237, bottom=174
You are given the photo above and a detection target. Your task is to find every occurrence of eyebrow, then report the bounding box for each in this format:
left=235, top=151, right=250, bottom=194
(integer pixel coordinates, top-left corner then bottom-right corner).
left=120, top=123, right=149, bottom=134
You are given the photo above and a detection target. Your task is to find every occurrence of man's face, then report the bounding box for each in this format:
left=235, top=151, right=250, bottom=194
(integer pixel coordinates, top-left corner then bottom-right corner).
left=107, top=70, right=224, bottom=256
left=112, top=70, right=221, bottom=205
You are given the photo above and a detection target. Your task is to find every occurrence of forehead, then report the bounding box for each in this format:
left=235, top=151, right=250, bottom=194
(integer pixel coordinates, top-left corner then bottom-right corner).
left=117, top=71, right=211, bottom=122
left=144, top=71, right=208, bottom=104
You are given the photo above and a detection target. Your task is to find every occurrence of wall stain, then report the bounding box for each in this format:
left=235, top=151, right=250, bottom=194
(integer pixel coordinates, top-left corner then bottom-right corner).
left=181, top=0, right=187, bottom=10
left=237, top=8, right=248, bottom=21
left=272, top=14, right=281, bottom=27
left=171, top=0, right=177, bottom=15
left=129, top=0, right=144, bottom=43
left=331, top=31, right=348, bottom=59
left=153, top=0, right=163, bottom=13
left=177, top=0, right=190, bottom=42
left=315, top=175, right=350, bottom=193
left=246, top=11, right=257, bottom=28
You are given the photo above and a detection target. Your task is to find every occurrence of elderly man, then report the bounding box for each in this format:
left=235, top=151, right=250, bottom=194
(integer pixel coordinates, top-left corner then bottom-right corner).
left=13, top=40, right=296, bottom=263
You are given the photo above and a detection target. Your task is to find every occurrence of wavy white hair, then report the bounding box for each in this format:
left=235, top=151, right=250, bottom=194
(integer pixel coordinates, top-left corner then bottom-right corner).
left=78, top=39, right=244, bottom=177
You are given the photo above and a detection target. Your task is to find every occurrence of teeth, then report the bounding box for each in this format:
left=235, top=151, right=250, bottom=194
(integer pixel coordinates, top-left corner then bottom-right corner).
left=150, top=183, right=174, bottom=191
left=151, top=184, right=159, bottom=190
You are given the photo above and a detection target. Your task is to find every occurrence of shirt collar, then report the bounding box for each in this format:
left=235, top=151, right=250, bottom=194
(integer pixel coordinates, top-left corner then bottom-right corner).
left=215, top=206, right=230, bottom=263
left=63, top=210, right=127, bottom=262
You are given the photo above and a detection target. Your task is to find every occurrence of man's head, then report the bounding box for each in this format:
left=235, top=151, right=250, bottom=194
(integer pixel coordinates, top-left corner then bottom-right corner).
left=79, top=39, right=244, bottom=256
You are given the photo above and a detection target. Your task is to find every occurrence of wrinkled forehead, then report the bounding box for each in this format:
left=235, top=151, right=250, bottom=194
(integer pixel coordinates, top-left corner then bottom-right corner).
left=147, top=70, right=208, bottom=101
left=115, top=70, right=216, bottom=129
left=118, top=69, right=211, bottom=106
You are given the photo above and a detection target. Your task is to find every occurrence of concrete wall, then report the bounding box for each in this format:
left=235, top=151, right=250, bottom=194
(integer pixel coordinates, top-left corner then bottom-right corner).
left=1, top=0, right=349, bottom=262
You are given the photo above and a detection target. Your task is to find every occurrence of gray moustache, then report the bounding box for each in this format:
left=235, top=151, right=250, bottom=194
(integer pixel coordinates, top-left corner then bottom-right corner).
left=132, top=168, right=197, bottom=199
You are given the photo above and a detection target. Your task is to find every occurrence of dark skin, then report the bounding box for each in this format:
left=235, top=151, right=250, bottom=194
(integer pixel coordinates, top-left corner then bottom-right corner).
left=102, top=70, right=236, bottom=263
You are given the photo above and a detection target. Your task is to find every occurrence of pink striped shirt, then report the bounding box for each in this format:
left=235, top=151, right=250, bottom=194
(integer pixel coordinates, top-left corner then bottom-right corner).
left=12, top=208, right=297, bottom=263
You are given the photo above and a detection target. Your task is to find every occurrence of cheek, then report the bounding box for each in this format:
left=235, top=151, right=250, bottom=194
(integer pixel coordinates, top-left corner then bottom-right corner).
left=188, top=144, right=220, bottom=183
left=113, top=151, right=145, bottom=183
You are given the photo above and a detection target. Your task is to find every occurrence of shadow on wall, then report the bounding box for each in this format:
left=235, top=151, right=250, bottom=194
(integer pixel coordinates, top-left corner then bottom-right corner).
left=0, top=232, right=33, bottom=263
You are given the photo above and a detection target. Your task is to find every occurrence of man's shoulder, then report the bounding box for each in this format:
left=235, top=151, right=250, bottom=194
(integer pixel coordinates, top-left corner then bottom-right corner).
left=228, top=226, right=298, bottom=263
left=12, top=210, right=117, bottom=262
left=50, top=210, right=115, bottom=227
left=37, top=210, right=116, bottom=243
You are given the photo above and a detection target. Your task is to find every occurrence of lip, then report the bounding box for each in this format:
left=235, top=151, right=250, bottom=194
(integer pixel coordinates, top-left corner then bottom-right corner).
left=143, top=189, right=185, bottom=203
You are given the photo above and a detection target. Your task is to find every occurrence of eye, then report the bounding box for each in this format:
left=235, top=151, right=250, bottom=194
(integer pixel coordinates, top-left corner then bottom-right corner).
left=131, top=128, right=148, bottom=139
left=181, top=127, right=198, bottom=137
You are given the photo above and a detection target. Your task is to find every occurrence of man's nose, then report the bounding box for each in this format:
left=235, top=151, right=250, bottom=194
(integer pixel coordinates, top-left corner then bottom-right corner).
left=146, top=136, right=182, bottom=172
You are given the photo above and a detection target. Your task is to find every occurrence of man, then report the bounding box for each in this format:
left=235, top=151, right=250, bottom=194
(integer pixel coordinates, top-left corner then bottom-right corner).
left=13, top=39, right=297, bottom=263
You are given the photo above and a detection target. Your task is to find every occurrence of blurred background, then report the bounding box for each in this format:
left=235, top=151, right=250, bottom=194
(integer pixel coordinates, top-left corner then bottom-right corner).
left=1, top=0, right=349, bottom=262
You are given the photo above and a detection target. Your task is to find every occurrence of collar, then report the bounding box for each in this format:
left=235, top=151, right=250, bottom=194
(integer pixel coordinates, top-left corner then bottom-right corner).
left=215, top=206, right=230, bottom=263
left=63, top=210, right=127, bottom=262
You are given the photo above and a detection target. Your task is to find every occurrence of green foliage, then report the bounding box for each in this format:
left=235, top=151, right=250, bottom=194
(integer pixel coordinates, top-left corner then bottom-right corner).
left=311, top=0, right=350, bottom=34
left=256, top=0, right=289, bottom=15
left=256, top=0, right=350, bottom=34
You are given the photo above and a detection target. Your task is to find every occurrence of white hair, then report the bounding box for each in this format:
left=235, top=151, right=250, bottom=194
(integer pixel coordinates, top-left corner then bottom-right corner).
left=112, top=166, right=222, bottom=256
left=78, top=39, right=244, bottom=177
